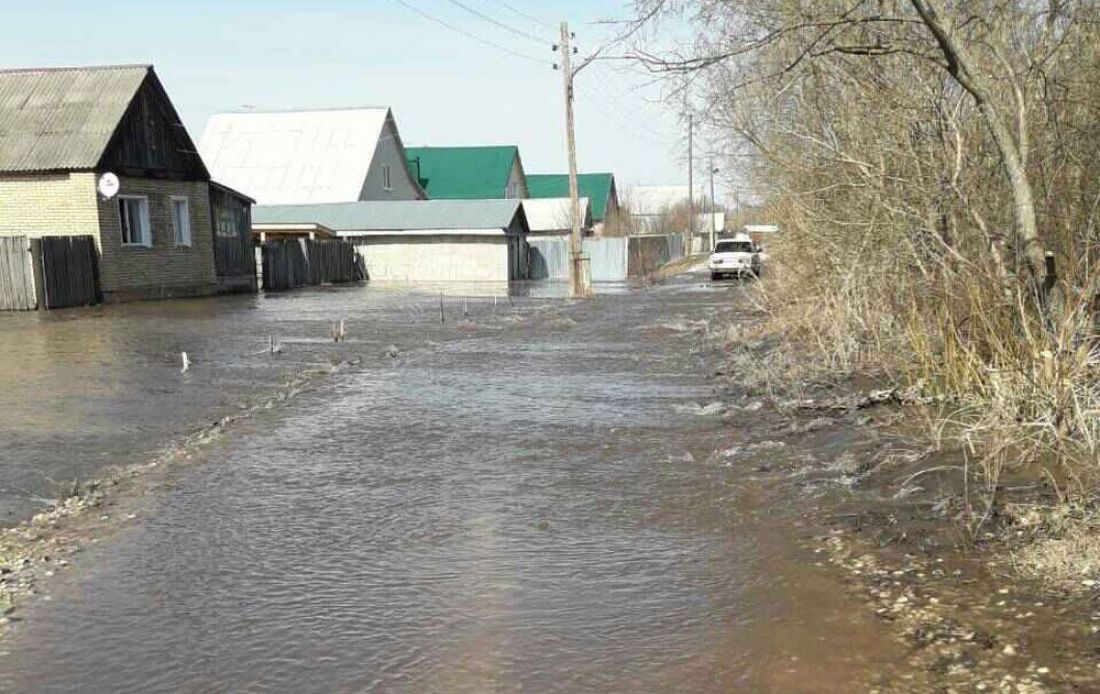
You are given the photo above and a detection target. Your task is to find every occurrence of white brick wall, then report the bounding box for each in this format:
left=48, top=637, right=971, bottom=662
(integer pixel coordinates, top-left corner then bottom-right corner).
left=0, top=172, right=218, bottom=301
left=0, top=172, right=99, bottom=237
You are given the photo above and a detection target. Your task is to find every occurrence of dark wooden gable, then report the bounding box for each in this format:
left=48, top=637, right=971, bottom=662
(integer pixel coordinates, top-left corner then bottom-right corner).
left=98, top=70, right=208, bottom=181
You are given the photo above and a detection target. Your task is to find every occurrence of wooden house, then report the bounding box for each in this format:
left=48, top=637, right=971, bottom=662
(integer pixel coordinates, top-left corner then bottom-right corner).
left=208, top=181, right=256, bottom=293
left=0, top=64, right=219, bottom=302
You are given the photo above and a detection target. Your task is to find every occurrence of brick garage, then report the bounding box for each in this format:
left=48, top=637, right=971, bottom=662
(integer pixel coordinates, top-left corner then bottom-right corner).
left=0, top=64, right=218, bottom=302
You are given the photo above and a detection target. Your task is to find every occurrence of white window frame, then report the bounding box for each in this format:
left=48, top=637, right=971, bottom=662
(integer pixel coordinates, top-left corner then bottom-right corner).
left=118, top=195, right=152, bottom=248
left=170, top=196, right=192, bottom=247
left=382, top=164, right=393, bottom=191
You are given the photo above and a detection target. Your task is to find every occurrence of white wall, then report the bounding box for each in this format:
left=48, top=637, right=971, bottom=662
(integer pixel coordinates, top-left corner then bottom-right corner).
left=352, top=235, right=511, bottom=282
left=506, top=157, right=528, bottom=199
left=360, top=116, right=425, bottom=201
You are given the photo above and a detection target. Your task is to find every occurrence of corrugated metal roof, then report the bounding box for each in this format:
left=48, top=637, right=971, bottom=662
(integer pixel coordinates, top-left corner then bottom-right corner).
left=199, top=108, right=391, bottom=205
left=253, top=199, right=525, bottom=233
left=527, top=173, right=615, bottom=220
left=522, top=197, right=590, bottom=232
left=0, top=64, right=149, bottom=172
left=404, top=145, right=519, bottom=199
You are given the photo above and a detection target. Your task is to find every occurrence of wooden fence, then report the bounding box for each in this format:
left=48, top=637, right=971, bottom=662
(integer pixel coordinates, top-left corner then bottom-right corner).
left=0, top=236, right=36, bottom=310
left=261, top=239, right=360, bottom=292
left=215, top=235, right=256, bottom=292
left=39, top=236, right=99, bottom=309
left=0, top=235, right=99, bottom=311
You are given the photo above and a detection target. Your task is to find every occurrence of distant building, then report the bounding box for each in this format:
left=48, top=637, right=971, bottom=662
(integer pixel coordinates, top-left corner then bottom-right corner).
left=522, top=197, right=591, bottom=237
left=405, top=146, right=528, bottom=200
left=0, top=64, right=220, bottom=302
left=199, top=107, right=426, bottom=205
left=526, top=173, right=619, bottom=234
left=621, top=185, right=708, bottom=234
left=253, top=199, right=529, bottom=282
left=744, top=224, right=779, bottom=234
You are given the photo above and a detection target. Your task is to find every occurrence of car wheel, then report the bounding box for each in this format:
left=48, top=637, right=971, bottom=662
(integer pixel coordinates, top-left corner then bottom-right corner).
left=710, top=272, right=721, bottom=281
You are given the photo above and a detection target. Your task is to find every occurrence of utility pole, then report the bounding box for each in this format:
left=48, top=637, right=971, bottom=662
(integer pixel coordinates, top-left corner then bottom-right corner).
left=556, top=22, right=591, bottom=298
left=709, top=157, right=718, bottom=252
left=687, top=113, right=694, bottom=254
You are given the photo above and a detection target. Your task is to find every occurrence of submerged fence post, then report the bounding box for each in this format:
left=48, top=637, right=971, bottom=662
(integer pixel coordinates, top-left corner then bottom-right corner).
left=29, top=237, right=45, bottom=310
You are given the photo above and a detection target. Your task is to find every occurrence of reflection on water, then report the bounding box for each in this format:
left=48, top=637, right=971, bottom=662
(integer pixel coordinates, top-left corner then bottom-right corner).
left=0, top=282, right=568, bottom=521
left=366, top=279, right=642, bottom=299
left=0, top=274, right=903, bottom=692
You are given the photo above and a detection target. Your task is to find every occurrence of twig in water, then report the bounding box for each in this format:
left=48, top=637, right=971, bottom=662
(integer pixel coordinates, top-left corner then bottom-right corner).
left=439, top=292, right=445, bottom=324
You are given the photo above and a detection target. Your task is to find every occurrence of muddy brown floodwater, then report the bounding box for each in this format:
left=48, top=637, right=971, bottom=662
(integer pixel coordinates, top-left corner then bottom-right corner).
left=0, top=272, right=910, bottom=692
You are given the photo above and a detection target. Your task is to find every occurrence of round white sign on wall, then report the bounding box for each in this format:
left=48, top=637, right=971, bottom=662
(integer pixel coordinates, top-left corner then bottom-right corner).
left=97, top=172, right=120, bottom=199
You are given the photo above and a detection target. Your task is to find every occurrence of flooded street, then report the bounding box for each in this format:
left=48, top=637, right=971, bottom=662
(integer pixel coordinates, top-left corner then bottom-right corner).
left=0, top=273, right=905, bottom=692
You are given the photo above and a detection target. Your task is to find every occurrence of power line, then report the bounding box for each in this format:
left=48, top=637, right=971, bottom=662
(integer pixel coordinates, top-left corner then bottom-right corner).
left=577, top=90, right=667, bottom=146
left=491, top=0, right=557, bottom=32
left=587, top=65, right=671, bottom=141
left=390, top=0, right=547, bottom=64
left=440, top=0, right=552, bottom=45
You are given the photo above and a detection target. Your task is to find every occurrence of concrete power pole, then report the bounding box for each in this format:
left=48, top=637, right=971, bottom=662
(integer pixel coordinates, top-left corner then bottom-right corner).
left=687, top=113, right=694, bottom=254
left=558, top=22, right=591, bottom=298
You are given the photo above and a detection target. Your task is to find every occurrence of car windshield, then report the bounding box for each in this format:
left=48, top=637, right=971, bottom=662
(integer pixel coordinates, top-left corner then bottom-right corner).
left=714, top=241, right=753, bottom=253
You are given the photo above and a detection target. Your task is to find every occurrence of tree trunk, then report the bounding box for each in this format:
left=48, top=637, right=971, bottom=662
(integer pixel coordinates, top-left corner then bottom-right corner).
left=909, top=0, right=1048, bottom=289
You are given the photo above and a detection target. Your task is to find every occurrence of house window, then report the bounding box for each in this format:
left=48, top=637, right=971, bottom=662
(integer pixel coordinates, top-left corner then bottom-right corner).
left=118, top=196, right=151, bottom=247
left=171, top=197, right=192, bottom=246
left=382, top=164, right=393, bottom=191
left=217, top=208, right=239, bottom=238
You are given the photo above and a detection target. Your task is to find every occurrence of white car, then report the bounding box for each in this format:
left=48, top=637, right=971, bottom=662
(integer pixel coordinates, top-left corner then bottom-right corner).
left=708, top=238, right=761, bottom=280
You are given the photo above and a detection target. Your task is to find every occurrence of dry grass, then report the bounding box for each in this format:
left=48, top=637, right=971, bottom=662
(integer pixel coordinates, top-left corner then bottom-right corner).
left=729, top=216, right=1100, bottom=584
left=1013, top=506, right=1100, bottom=591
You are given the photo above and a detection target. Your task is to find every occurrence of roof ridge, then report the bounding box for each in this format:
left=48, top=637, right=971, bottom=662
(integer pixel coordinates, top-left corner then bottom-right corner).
left=257, top=198, right=519, bottom=207
left=0, top=63, right=152, bottom=74
left=406, top=144, right=518, bottom=150
left=529, top=172, right=613, bottom=177
left=210, top=106, right=392, bottom=115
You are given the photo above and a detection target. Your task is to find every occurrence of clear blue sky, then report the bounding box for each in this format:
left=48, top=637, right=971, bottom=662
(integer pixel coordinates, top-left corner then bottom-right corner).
left=0, top=0, right=704, bottom=190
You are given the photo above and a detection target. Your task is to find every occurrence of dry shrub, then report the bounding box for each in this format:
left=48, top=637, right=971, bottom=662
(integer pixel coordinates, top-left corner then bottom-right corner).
left=630, top=0, right=1100, bottom=582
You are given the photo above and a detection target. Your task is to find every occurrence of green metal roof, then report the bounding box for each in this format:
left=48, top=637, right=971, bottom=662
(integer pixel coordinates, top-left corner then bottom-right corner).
left=526, top=173, right=616, bottom=221
left=405, top=145, right=520, bottom=199
left=254, top=199, right=525, bottom=233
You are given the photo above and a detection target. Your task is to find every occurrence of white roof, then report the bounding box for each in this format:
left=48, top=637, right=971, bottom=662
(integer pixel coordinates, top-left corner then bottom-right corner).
left=622, top=185, right=706, bottom=216
left=199, top=107, right=391, bottom=205
left=522, top=197, right=590, bottom=232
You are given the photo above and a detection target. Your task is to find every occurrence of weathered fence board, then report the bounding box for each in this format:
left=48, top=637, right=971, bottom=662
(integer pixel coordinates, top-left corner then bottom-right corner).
left=39, top=236, right=98, bottom=309
left=0, top=235, right=99, bottom=310
left=0, top=236, right=35, bottom=310
left=215, top=236, right=256, bottom=289
left=262, top=239, right=359, bottom=292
